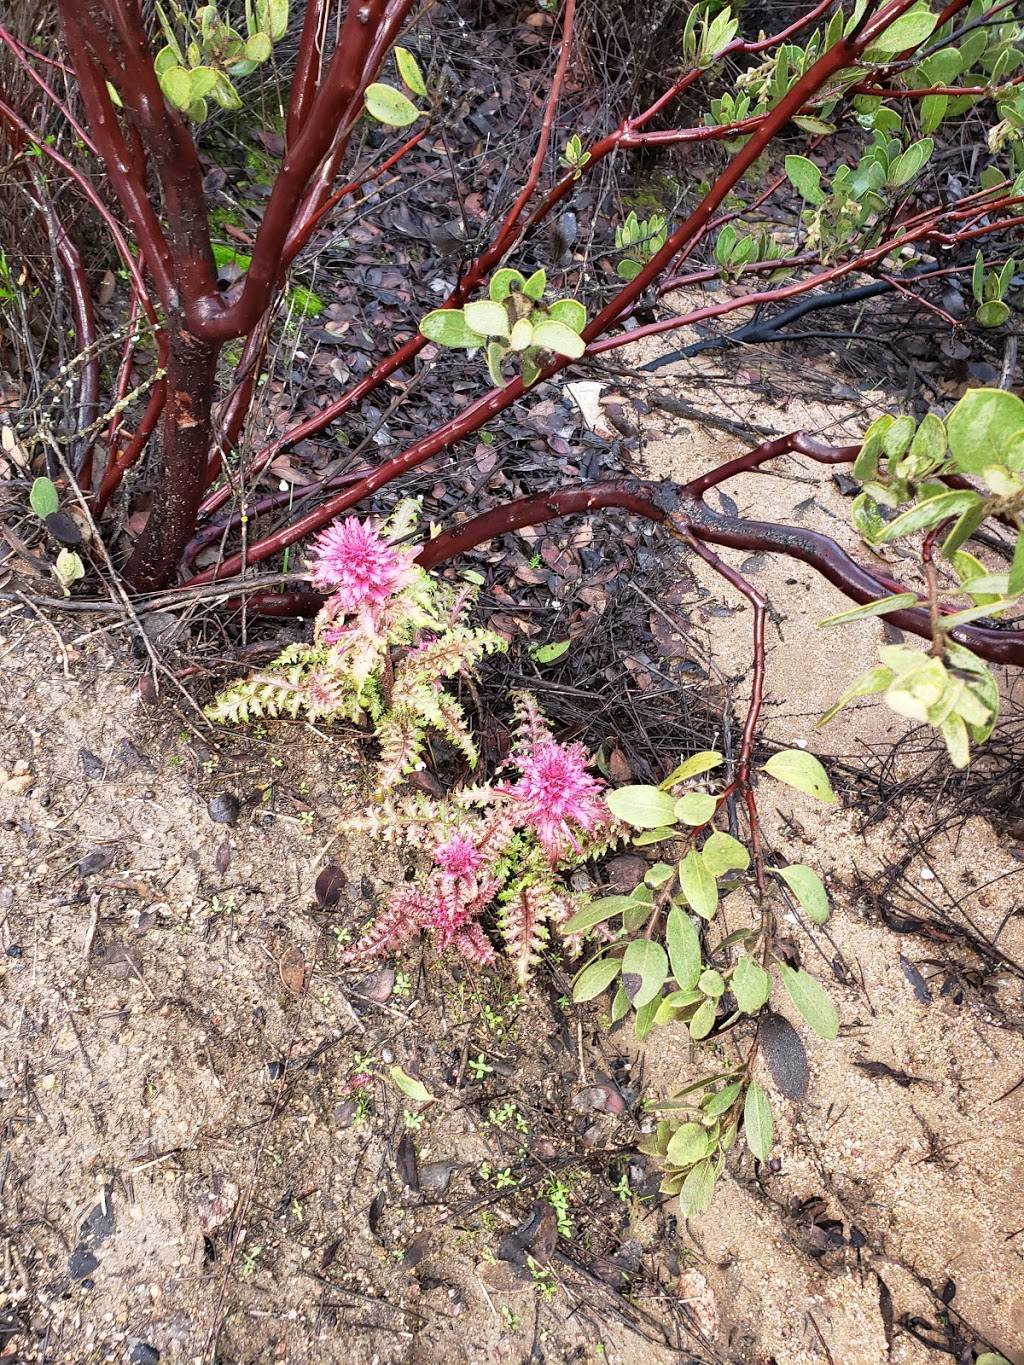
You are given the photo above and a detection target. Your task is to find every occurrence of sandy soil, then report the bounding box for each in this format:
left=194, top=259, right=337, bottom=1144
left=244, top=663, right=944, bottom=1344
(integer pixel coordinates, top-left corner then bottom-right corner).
left=622, top=321, right=1024, bottom=1364
left=2, top=329, right=1023, bottom=1365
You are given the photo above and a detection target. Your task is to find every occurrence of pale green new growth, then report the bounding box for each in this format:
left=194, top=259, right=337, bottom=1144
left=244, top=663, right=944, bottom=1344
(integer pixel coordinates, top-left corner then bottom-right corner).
left=826, top=387, right=1023, bottom=766
left=420, top=267, right=587, bottom=389
left=150, top=1, right=289, bottom=123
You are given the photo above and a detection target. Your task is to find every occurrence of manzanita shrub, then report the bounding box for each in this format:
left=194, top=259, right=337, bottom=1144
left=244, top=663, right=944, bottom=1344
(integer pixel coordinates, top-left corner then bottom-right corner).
left=205, top=501, right=505, bottom=785
left=5, top=0, right=1024, bottom=614
left=4, top=0, right=1024, bottom=1240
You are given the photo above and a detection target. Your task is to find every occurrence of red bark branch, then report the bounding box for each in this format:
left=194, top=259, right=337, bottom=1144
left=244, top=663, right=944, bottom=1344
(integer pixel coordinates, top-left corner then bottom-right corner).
left=415, top=476, right=1024, bottom=668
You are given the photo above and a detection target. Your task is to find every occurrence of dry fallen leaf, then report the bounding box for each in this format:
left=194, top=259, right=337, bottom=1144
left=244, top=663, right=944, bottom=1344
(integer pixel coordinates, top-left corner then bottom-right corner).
left=278, top=946, right=305, bottom=994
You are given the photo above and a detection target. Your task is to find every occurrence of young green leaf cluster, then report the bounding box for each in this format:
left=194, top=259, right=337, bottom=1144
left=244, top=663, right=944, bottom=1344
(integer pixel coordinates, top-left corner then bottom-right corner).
left=149, top=0, right=288, bottom=121
left=784, top=123, right=936, bottom=260
left=712, top=224, right=790, bottom=282
left=559, top=134, right=591, bottom=180
left=971, top=250, right=1018, bottom=330
left=639, top=1075, right=775, bottom=1218
left=419, top=268, right=587, bottom=389
left=614, top=212, right=668, bottom=282
left=719, top=0, right=1022, bottom=257
left=681, top=3, right=740, bottom=71
left=341, top=693, right=623, bottom=981
left=567, top=746, right=840, bottom=1219
left=205, top=502, right=505, bottom=787
left=822, top=388, right=1024, bottom=765
left=568, top=747, right=837, bottom=1040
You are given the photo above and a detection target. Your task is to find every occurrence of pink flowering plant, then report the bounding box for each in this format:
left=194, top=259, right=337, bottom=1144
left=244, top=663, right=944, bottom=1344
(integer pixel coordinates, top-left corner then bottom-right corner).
left=343, top=693, right=624, bottom=984
left=205, top=501, right=505, bottom=787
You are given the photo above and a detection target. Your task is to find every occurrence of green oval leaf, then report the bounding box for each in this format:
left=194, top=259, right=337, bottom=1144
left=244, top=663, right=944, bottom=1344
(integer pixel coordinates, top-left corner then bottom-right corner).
left=154, top=46, right=177, bottom=76
left=365, top=81, right=422, bottom=127
left=817, top=663, right=895, bottom=728
left=464, top=299, right=510, bottom=337
left=188, top=65, right=220, bottom=99
left=265, top=0, right=288, bottom=40
left=607, top=785, right=678, bottom=829
left=977, top=300, right=1011, bottom=329
left=674, top=791, right=717, bottom=826
left=509, top=317, right=534, bottom=351
left=873, top=489, right=983, bottom=545
left=395, top=45, right=427, bottom=96
left=689, top=997, right=716, bottom=1039
left=679, top=1159, right=716, bottom=1218
left=666, top=1122, right=710, bottom=1167
left=488, top=268, right=526, bottom=302
left=703, top=1081, right=742, bottom=1117
left=610, top=983, right=631, bottom=1023
left=660, top=751, right=724, bottom=788
left=419, top=308, right=485, bottom=349
left=698, top=967, right=725, bottom=998
left=947, top=387, right=1024, bottom=473
left=389, top=1064, right=434, bottom=1104
left=530, top=638, right=570, bottom=664
left=779, top=963, right=839, bottom=1040
left=531, top=318, right=586, bottom=359
left=572, top=955, right=622, bottom=1002
left=666, top=906, right=701, bottom=991
left=523, top=267, right=546, bottom=300
left=743, top=1081, right=773, bottom=1161
left=30, top=476, right=59, bottom=520
left=547, top=298, right=587, bottom=333
left=864, top=9, right=937, bottom=56
left=561, top=895, right=632, bottom=935
left=784, top=154, right=825, bottom=204
left=678, top=850, right=718, bottom=920
left=732, top=954, right=771, bottom=1014
left=774, top=864, right=829, bottom=924
left=763, top=749, right=836, bottom=804
left=622, top=938, right=668, bottom=1008
left=819, top=592, right=919, bottom=626
left=701, top=830, right=749, bottom=877
left=888, top=136, right=932, bottom=187
left=635, top=995, right=659, bottom=1040
left=244, top=32, right=271, bottom=62
left=54, top=548, right=84, bottom=592
left=159, top=64, right=193, bottom=110
left=209, top=72, right=242, bottom=109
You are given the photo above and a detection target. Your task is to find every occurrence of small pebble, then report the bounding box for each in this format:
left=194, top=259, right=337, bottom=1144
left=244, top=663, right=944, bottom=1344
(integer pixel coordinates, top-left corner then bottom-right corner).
left=79, top=847, right=114, bottom=878
left=207, top=793, right=240, bottom=826
left=80, top=750, right=104, bottom=779
left=68, top=1245, right=99, bottom=1281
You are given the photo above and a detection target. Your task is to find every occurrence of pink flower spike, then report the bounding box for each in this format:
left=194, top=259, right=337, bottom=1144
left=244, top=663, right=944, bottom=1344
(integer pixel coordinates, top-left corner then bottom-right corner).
left=508, top=739, right=609, bottom=862
left=433, top=833, right=487, bottom=878
left=310, top=516, right=416, bottom=611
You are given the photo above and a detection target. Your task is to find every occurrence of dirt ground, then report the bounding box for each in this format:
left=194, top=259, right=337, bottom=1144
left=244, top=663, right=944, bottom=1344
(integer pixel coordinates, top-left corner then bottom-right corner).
left=2, top=336, right=1023, bottom=1365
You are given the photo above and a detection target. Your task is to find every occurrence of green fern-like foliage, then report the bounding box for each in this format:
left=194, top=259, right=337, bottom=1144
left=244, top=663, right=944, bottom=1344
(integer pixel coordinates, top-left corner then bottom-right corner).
left=205, top=502, right=505, bottom=787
